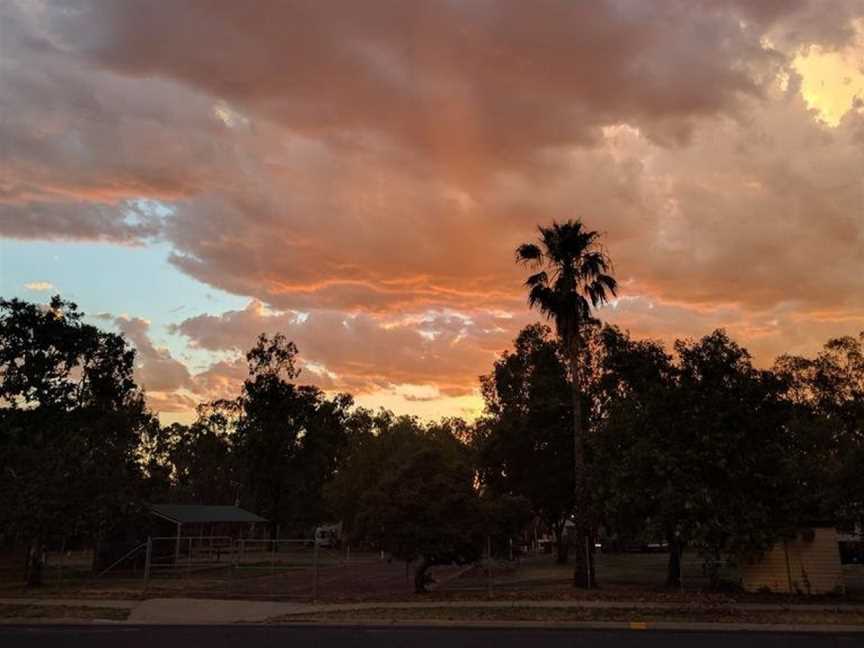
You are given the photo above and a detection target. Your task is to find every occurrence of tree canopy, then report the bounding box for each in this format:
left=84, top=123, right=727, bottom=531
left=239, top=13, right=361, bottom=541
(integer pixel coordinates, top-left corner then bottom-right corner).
left=328, top=414, right=484, bottom=592
left=3, top=285, right=862, bottom=594
left=475, top=324, right=574, bottom=562
left=0, top=296, right=153, bottom=584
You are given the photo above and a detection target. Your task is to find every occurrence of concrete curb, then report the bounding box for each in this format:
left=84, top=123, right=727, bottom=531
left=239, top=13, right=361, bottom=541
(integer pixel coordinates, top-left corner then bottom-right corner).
left=4, top=596, right=864, bottom=613
left=264, top=619, right=864, bottom=633
left=6, top=596, right=861, bottom=612
left=4, top=596, right=864, bottom=630
left=2, top=619, right=862, bottom=634
left=290, top=599, right=864, bottom=613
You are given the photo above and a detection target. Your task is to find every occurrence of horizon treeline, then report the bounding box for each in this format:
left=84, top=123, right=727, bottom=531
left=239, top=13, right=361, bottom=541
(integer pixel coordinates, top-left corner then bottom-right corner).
left=2, top=293, right=862, bottom=589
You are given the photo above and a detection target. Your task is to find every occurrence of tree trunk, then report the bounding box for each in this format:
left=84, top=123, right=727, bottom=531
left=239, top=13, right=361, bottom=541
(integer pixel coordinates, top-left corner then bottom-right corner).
left=92, top=535, right=105, bottom=573
left=553, top=523, right=569, bottom=564
left=569, top=337, right=596, bottom=589
left=665, top=528, right=682, bottom=589
left=704, top=553, right=722, bottom=591
left=25, top=538, right=44, bottom=588
left=413, top=556, right=431, bottom=594
left=571, top=524, right=596, bottom=589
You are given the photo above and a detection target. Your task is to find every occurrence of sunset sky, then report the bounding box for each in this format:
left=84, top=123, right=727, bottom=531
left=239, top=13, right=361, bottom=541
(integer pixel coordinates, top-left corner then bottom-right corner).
left=2, top=1, right=863, bottom=424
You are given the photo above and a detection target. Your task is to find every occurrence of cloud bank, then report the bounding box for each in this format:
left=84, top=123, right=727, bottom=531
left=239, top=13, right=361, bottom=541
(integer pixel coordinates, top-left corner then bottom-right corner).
left=2, top=1, right=863, bottom=418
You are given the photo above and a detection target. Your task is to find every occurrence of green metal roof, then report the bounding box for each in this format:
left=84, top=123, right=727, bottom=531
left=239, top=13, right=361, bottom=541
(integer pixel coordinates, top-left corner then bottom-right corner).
left=150, top=504, right=267, bottom=524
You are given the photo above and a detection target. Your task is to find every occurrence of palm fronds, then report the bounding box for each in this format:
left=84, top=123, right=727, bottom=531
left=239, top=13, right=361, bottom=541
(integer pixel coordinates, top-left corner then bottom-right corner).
left=515, top=219, right=617, bottom=340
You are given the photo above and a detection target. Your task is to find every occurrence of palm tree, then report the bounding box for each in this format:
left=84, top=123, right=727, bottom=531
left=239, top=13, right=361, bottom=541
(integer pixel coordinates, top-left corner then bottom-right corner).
left=516, top=219, right=617, bottom=588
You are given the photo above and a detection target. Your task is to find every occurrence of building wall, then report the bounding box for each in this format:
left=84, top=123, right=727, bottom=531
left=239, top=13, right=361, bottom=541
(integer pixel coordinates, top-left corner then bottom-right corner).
left=741, top=528, right=845, bottom=594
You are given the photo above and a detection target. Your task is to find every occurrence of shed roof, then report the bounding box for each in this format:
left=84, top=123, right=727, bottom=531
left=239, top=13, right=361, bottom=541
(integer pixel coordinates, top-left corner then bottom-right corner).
left=150, top=504, right=267, bottom=524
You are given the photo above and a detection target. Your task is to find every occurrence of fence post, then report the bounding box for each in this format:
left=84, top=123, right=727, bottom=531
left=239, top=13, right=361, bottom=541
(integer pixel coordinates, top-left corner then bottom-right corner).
left=187, top=537, right=193, bottom=579
left=486, top=535, right=493, bottom=599
left=271, top=538, right=276, bottom=574
left=269, top=539, right=275, bottom=598
left=58, top=537, right=66, bottom=584
left=229, top=538, right=238, bottom=597
left=313, top=539, right=320, bottom=602
left=144, top=537, right=152, bottom=592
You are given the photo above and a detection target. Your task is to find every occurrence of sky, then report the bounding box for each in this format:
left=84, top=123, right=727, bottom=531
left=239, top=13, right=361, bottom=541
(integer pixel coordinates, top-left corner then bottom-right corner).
left=1, top=1, right=864, bottom=424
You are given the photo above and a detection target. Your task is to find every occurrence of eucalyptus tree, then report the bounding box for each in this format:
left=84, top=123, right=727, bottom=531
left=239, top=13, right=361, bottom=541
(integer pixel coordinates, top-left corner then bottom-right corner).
left=230, top=334, right=354, bottom=535
left=774, top=332, right=864, bottom=531
left=0, top=296, right=152, bottom=585
left=515, top=220, right=616, bottom=587
left=475, top=324, right=575, bottom=564
left=591, top=326, right=683, bottom=586
left=328, top=414, right=484, bottom=593
left=595, top=328, right=798, bottom=589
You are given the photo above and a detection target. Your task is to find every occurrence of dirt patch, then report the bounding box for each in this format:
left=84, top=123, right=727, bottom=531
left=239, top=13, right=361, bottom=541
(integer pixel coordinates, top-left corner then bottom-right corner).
left=0, top=604, right=130, bottom=621
left=0, top=555, right=859, bottom=606
left=133, top=561, right=467, bottom=602
left=438, top=556, right=864, bottom=605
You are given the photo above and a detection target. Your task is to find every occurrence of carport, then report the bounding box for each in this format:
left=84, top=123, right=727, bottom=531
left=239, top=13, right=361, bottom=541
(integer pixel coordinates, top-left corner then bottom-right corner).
left=149, top=504, right=267, bottom=561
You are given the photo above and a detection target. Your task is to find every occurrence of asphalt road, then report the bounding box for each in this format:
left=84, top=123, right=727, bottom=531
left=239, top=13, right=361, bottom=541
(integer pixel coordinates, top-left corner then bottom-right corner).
left=0, top=625, right=861, bottom=647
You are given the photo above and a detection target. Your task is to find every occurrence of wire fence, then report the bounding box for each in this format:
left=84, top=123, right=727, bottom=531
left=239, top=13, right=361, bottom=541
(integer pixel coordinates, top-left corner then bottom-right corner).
left=135, top=534, right=601, bottom=600
left=22, top=537, right=741, bottom=599
left=15, top=537, right=862, bottom=600
left=133, top=536, right=391, bottom=600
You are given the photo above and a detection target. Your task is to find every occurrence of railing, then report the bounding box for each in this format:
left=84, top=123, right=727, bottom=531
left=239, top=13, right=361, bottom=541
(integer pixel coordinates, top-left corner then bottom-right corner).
left=140, top=536, right=370, bottom=600
left=145, top=535, right=237, bottom=582
left=96, top=541, right=148, bottom=578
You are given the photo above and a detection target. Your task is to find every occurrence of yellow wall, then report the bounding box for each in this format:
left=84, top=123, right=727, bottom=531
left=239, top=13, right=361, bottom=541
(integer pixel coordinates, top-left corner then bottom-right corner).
left=741, top=528, right=844, bottom=594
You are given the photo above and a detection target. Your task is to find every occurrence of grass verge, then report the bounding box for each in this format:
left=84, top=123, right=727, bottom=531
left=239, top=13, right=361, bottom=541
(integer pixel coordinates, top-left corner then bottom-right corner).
left=269, top=605, right=864, bottom=626
left=0, top=604, right=130, bottom=621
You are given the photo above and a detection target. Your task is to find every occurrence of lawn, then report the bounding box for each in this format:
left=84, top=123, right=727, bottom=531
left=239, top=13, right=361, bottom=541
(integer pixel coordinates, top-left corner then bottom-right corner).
left=444, top=552, right=729, bottom=593
left=441, top=552, right=864, bottom=604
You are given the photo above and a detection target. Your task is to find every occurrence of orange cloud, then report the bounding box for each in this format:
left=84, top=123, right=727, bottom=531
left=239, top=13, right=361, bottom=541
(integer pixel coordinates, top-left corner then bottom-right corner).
left=4, top=1, right=864, bottom=419
left=171, top=300, right=525, bottom=396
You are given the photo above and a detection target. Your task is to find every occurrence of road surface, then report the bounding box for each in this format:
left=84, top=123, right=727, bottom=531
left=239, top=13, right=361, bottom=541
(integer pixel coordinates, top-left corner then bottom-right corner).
left=0, top=625, right=861, bottom=647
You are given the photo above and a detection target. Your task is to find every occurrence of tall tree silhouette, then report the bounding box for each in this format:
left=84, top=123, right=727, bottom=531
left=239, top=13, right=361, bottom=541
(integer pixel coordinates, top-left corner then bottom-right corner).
left=516, top=220, right=617, bottom=588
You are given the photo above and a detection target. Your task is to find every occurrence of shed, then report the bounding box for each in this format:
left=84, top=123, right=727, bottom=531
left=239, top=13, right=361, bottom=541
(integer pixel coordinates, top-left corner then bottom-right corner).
left=151, top=504, right=266, bottom=525
left=740, top=526, right=845, bottom=594
left=149, top=504, right=267, bottom=543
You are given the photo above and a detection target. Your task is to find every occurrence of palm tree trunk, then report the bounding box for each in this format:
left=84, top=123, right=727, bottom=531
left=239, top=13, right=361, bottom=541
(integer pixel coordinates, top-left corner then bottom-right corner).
left=569, top=337, right=595, bottom=589
left=665, top=525, right=682, bottom=589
